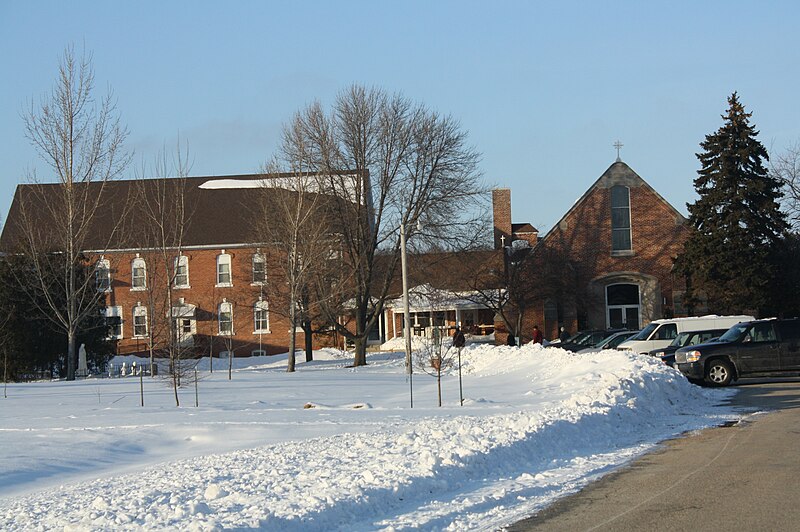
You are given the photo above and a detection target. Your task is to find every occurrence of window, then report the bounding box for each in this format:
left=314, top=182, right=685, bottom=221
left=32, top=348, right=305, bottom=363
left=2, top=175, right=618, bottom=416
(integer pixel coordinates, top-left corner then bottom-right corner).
left=252, top=349, right=266, bottom=357
left=174, top=255, right=189, bottom=288
left=252, top=252, right=266, bottom=284
left=611, top=185, right=632, bottom=252
left=217, top=251, right=232, bottom=286
left=746, top=323, right=777, bottom=343
left=254, top=298, right=270, bottom=333
left=96, top=258, right=111, bottom=291
left=103, top=306, right=123, bottom=339
left=131, top=256, right=146, bottom=290
left=652, top=323, right=678, bottom=341
left=133, top=304, right=148, bottom=338
left=219, top=299, right=233, bottom=335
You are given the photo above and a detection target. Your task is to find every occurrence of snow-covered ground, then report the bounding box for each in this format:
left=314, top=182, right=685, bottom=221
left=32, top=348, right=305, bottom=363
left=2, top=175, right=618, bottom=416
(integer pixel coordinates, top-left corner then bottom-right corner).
left=0, top=342, right=740, bottom=531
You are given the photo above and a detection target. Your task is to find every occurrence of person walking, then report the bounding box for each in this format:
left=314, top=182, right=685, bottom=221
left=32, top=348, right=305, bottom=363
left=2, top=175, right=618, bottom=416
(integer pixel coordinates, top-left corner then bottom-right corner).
left=532, top=325, right=544, bottom=344
left=559, top=326, right=570, bottom=342
left=506, top=331, right=516, bottom=346
left=453, top=326, right=466, bottom=405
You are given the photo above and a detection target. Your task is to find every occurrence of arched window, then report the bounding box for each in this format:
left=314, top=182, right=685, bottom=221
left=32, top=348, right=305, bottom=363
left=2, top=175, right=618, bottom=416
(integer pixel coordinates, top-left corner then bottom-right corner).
left=252, top=252, right=266, bottom=284
left=217, top=250, right=232, bottom=287
left=219, top=299, right=233, bottom=335
left=254, top=298, right=269, bottom=333
left=103, top=306, right=123, bottom=339
left=131, top=255, right=146, bottom=290
left=611, top=185, right=632, bottom=252
left=96, top=257, right=111, bottom=292
left=174, top=255, right=189, bottom=288
left=133, top=303, right=148, bottom=338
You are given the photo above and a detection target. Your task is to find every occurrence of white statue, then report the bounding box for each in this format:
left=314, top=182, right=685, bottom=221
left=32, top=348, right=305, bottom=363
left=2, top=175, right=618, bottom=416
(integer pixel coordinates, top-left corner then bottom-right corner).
left=77, top=344, right=88, bottom=377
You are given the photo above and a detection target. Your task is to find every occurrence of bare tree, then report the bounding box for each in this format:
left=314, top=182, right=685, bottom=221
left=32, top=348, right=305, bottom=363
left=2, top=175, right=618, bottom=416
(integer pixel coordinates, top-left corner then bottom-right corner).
left=463, top=245, right=538, bottom=343
left=12, top=46, right=130, bottom=380
left=280, top=85, right=487, bottom=366
left=133, top=142, right=197, bottom=406
left=771, top=141, right=800, bottom=231
left=258, top=122, right=339, bottom=371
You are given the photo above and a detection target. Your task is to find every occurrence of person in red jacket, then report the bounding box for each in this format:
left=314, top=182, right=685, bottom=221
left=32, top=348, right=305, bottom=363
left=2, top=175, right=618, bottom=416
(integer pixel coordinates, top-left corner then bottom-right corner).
left=531, top=325, right=544, bottom=344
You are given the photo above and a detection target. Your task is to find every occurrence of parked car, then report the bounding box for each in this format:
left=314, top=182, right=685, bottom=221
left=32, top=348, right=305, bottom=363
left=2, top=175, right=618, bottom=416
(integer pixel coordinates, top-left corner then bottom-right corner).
left=649, top=329, right=729, bottom=367
left=674, top=318, right=800, bottom=386
left=577, top=330, right=640, bottom=354
left=558, top=329, right=628, bottom=352
left=618, top=315, right=755, bottom=355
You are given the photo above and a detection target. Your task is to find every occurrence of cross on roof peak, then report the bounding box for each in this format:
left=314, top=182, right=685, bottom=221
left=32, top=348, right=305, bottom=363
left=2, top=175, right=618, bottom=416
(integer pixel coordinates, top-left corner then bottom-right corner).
left=613, top=140, right=624, bottom=162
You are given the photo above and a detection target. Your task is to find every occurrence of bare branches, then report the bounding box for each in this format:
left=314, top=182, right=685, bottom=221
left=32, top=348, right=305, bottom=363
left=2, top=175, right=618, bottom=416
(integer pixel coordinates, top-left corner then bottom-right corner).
left=771, top=141, right=800, bottom=231
left=279, top=85, right=487, bottom=366
left=11, top=46, right=130, bottom=381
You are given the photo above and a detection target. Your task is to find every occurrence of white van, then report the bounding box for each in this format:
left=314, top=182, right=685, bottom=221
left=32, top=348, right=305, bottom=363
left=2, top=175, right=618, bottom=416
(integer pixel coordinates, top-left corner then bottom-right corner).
left=618, top=315, right=755, bottom=355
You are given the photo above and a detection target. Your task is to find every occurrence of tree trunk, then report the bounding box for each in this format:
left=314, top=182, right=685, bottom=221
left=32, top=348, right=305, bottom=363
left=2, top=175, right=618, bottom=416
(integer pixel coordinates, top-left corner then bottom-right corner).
left=353, top=336, right=367, bottom=367
left=303, top=319, right=313, bottom=362
left=66, top=330, right=76, bottom=381
left=287, top=299, right=296, bottom=372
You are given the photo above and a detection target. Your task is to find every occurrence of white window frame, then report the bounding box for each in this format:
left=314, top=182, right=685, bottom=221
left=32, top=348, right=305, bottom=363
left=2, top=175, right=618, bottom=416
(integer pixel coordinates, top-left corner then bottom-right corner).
left=96, top=258, right=111, bottom=292
left=216, top=251, right=232, bottom=287
left=251, top=349, right=266, bottom=357
left=219, top=299, right=233, bottom=335
left=103, top=306, right=123, bottom=340
left=254, top=299, right=270, bottom=333
left=133, top=304, right=148, bottom=338
left=174, top=255, right=190, bottom=288
left=131, top=256, right=147, bottom=291
left=252, top=252, right=266, bottom=285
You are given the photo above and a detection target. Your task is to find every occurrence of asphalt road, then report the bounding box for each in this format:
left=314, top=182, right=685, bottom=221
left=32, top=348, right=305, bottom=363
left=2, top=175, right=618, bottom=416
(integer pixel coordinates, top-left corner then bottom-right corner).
left=507, top=379, right=800, bottom=532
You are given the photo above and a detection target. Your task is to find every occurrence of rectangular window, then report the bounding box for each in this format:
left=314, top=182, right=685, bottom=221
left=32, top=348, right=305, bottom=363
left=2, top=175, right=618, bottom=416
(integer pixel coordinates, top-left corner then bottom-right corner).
left=219, top=304, right=233, bottom=335
left=133, top=309, right=148, bottom=338
left=103, top=306, right=123, bottom=340
left=611, top=186, right=632, bottom=252
left=252, top=254, right=266, bottom=284
left=132, top=263, right=146, bottom=290
left=174, top=256, right=189, bottom=288
left=96, top=260, right=111, bottom=291
left=217, top=253, right=232, bottom=286
left=255, top=307, right=269, bottom=332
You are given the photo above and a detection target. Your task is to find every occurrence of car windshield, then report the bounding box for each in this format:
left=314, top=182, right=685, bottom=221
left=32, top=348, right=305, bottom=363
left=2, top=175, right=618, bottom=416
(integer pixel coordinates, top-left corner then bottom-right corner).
left=608, top=332, right=637, bottom=348
left=595, top=332, right=620, bottom=347
left=566, top=332, right=590, bottom=344
left=631, top=323, right=658, bottom=341
left=669, top=332, right=693, bottom=348
left=719, top=324, right=749, bottom=343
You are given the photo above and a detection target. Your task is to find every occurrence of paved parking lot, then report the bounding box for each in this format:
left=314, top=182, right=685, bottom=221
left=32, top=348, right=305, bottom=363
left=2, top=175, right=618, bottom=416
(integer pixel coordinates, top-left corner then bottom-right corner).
left=508, top=379, right=800, bottom=531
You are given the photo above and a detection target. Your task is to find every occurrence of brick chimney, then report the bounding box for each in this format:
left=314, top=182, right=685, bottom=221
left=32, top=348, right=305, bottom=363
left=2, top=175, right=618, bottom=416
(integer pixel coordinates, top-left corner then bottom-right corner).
left=492, top=188, right=512, bottom=249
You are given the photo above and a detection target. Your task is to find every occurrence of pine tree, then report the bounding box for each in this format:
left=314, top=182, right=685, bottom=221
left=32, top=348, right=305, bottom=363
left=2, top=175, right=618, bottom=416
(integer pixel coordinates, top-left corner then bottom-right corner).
left=677, top=93, right=788, bottom=316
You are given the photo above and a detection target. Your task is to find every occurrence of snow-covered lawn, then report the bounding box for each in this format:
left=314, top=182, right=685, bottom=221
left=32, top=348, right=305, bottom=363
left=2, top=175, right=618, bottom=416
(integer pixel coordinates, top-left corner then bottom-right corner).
left=0, top=343, right=738, bottom=531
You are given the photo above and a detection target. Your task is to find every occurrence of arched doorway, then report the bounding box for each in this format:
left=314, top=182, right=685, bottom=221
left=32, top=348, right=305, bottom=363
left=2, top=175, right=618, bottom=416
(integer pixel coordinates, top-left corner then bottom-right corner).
left=606, top=283, right=640, bottom=329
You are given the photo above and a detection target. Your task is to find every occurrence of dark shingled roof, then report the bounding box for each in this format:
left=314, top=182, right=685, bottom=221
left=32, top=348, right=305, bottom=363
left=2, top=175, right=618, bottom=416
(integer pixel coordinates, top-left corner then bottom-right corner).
left=512, top=223, right=538, bottom=234
left=0, top=173, right=352, bottom=252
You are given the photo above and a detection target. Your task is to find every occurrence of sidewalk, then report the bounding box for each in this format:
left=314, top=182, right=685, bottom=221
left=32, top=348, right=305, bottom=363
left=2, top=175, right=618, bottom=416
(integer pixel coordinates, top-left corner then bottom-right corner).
left=507, top=381, right=800, bottom=531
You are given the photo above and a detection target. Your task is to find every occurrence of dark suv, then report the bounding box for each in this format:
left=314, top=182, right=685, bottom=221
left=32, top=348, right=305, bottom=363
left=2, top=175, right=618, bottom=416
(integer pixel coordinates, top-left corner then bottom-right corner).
left=649, top=329, right=729, bottom=367
left=675, top=319, right=800, bottom=386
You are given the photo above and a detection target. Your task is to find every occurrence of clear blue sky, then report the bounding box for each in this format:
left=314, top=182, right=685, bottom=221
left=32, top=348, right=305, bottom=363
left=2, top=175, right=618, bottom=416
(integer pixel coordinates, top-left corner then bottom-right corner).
left=2, top=1, right=799, bottom=233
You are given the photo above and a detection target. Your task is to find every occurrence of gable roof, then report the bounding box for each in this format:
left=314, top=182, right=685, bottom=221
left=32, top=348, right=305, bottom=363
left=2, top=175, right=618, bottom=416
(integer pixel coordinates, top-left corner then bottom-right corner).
left=0, top=172, right=355, bottom=252
left=540, top=160, right=686, bottom=243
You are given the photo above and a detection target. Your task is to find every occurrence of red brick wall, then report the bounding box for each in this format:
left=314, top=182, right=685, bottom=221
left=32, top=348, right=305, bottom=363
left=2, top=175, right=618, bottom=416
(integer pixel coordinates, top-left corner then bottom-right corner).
left=502, top=165, right=689, bottom=342
left=492, top=188, right=512, bottom=249
left=97, top=246, right=322, bottom=358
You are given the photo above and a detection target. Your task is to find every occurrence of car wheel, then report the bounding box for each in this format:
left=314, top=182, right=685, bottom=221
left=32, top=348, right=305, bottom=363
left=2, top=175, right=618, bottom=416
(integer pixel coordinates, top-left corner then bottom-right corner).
left=705, top=359, right=734, bottom=387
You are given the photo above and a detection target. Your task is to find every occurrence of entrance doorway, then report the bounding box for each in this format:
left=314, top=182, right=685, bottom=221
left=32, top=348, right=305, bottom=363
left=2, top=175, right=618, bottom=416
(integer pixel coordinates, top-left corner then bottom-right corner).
left=606, top=284, right=640, bottom=329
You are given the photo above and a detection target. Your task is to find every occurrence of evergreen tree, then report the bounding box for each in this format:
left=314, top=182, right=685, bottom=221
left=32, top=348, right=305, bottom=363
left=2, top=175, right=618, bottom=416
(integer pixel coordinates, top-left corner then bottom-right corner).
left=677, top=93, right=788, bottom=316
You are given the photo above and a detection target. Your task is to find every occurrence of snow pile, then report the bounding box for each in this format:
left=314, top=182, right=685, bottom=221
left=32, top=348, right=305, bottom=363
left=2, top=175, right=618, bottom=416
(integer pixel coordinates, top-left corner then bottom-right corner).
left=0, top=343, right=738, bottom=531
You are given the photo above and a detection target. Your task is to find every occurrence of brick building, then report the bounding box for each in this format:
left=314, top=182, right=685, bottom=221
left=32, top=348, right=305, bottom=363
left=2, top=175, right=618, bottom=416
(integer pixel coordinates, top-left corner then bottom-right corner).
left=0, top=173, right=340, bottom=359
left=492, top=160, right=690, bottom=340
left=1, top=159, right=691, bottom=355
